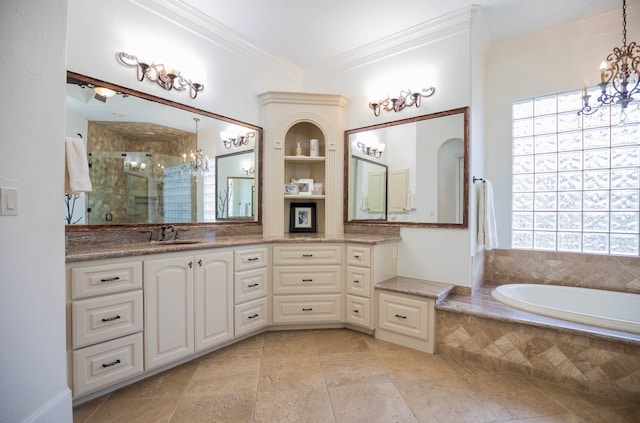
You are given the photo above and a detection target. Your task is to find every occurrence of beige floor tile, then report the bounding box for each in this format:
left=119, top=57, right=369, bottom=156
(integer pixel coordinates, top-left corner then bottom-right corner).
left=573, top=405, right=640, bottom=423
left=311, top=329, right=372, bottom=357
left=328, top=382, right=418, bottom=423
left=72, top=395, right=110, bottom=423
left=262, top=330, right=318, bottom=357
left=169, top=392, right=255, bottom=423
left=321, top=356, right=391, bottom=387
left=465, top=371, right=569, bottom=421
left=85, top=397, right=180, bottom=423
left=395, top=378, right=498, bottom=423
left=253, top=388, right=335, bottom=423
left=108, top=361, right=200, bottom=400
left=202, top=334, right=264, bottom=359
left=185, top=356, right=261, bottom=396
left=258, top=355, right=325, bottom=391
left=500, top=414, right=584, bottom=423
left=377, top=348, right=457, bottom=381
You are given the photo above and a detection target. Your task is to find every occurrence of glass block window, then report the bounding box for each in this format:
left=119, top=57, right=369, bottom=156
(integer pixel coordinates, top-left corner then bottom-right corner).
left=512, top=91, right=640, bottom=256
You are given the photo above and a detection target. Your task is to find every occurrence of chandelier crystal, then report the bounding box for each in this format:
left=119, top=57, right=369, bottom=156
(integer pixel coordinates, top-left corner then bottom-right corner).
left=182, top=118, right=210, bottom=176
left=579, top=0, right=640, bottom=121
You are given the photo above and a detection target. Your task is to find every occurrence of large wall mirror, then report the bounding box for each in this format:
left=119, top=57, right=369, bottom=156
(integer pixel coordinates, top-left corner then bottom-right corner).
left=65, top=72, right=262, bottom=228
left=345, top=107, right=469, bottom=228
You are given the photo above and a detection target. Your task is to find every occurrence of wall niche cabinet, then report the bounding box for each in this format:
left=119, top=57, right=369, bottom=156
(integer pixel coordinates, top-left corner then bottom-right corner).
left=259, top=91, right=351, bottom=236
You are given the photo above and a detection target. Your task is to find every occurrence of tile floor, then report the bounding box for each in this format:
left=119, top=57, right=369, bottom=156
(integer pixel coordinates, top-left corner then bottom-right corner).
left=73, top=329, right=639, bottom=423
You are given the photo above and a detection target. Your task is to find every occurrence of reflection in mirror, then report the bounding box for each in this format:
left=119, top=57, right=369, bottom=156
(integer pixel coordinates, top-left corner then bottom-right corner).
left=345, top=107, right=468, bottom=228
left=65, top=72, right=261, bottom=227
left=350, top=157, right=387, bottom=220
left=215, top=151, right=256, bottom=219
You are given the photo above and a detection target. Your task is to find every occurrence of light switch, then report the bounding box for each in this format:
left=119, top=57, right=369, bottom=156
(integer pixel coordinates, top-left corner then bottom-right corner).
left=1, top=187, right=17, bottom=216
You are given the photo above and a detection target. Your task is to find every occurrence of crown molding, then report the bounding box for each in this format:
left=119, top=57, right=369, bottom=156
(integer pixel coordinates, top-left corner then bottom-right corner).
left=131, top=0, right=303, bottom=82
left=258, top=91, right=352, bottom=109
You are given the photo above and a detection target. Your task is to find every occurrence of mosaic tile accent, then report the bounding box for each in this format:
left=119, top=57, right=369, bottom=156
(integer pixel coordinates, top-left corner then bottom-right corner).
left=436, top=309, right=640, bottom=403
left=485, top=248, right=640, bottom=294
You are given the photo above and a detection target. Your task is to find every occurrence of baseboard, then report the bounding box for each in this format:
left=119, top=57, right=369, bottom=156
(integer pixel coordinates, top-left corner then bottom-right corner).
left=23, top=388, right=72, bottom=423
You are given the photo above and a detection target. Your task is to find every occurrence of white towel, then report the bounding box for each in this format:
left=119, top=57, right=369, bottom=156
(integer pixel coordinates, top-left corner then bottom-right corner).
left=65, top=136, right=93, bottom=194
left=477, top=180, right=498, bottom=250
left=407, top=191, right=416, bottom=210
left=360, top=193, right=369, bottom=211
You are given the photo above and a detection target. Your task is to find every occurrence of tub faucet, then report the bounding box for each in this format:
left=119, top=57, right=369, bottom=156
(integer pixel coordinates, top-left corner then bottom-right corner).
left=160, top=224, right=174, bottom=241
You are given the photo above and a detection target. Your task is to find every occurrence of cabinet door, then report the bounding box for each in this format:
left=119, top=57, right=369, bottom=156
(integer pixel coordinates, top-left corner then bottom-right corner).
left=144, top=256, right=194, bottom=370
left=194, top=251, right=234, bottom=352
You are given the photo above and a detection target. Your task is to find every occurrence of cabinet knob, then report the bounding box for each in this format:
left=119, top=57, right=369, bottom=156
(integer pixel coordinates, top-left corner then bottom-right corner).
left=188, top=261, right=193, bottom=268
left=198, top=259, right=203, bottom=267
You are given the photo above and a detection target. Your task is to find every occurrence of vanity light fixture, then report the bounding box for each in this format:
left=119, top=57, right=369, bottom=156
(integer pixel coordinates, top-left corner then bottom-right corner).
left=369, top=87, right=436, bottom=117
left=93, top=86, right=117, bottom=102
left=125, top=161, right=146, bottom=172
left=117, top=52, right=204, bottom=99
left=182, top=118, right=210, bottom=176
left=357, top=141, right=385, bottom=158
left=242, top=165, right=255, bottom=175
left=579, top=0, right=639, bottom=122
left=221, top=131, right=256, bottom=149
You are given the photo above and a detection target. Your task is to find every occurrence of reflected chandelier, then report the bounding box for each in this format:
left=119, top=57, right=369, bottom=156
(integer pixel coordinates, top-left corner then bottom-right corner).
left=369, top=87, right=435, bottom=117
left=579, top=0, right=639, bottom=120
left=182, top=118, right=210, bottom=176
left=117, top=52, right=204, bottom=99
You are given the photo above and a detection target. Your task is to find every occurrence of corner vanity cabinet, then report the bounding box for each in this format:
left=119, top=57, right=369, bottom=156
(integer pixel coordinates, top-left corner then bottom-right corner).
left=234, top=247, right=269, bottom=336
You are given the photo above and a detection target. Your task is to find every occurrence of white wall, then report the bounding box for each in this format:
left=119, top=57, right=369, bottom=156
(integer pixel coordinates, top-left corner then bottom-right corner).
left=0, top=1, right=72, bottom=422
left=485, top=4, right=640, bottom=248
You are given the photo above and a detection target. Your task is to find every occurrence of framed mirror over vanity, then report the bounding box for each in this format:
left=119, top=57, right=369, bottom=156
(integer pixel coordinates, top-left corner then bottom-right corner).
left=345, top=107, right=469, bottom=228
left=65, top=72, right=262, bottom=228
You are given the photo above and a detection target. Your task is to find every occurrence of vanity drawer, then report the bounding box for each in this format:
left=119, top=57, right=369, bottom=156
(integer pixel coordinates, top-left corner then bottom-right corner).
left=235, top=247, right=268, bottom=272
left=272, top=265, right=342, bottom=295
left=272, top=245, right=343, bottom=265
left=72, top=290, right=143, bottom=349
left=345, top=294, right=372, bottom=328
left=72, top=332, right=143, bottom=397
left=234, top=297, right=269, bottom=337
left=234, top=267, right=269, bottom=304
left=272, top=294, right=342, bottom=324
left=377, top=292, right=430, bottom=340
left=345, top=266, right=372, bottom=297
left=71, top=261, right=142, bottom=299
left=346, top=245, right=371, bottom=268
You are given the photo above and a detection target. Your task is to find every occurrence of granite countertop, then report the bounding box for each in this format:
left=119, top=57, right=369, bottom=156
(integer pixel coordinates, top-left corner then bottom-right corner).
left=374, top=276, right=454, bottom=302
left=66, top=233, right=401, bottom=262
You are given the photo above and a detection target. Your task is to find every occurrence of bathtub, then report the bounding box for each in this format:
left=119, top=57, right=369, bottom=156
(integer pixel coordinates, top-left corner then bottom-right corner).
left=491, top=284, right=640, bottom=334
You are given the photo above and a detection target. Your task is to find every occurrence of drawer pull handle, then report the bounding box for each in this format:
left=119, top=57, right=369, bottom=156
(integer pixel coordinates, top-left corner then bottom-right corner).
left=101, top=315, right=121, bottom=322
left=353, top=280, right=360, bottom=284
left=102, top=359, right=121, bottom=368
left=395, top=314, right=407, bottom=319
left=354, top=255, right=360, bottom=259
left=302, top=307, right=313, bottom=311
left=302, top=279, right=313, bottom=282
left=247, top=257, right=259, bottom=261
left=100, top=276, right=120, bottom=283
left=302, top=254, right=313, bottom=257
left=353, top=309, right=359, bottom=313
left=248, top=314, right=260, bottom=319
left=248, top=283, right=259, bottom=288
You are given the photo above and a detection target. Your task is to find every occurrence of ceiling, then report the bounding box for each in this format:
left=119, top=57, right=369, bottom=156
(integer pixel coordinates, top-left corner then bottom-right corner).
left=179, top=0, right=626, bottom=69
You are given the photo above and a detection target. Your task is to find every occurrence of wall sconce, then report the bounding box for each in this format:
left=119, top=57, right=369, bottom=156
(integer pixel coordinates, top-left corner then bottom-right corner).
left=117, top=52, right=204, bottom=99
left=356, top=141, right=385, bottom=158
left=221, top=131, right=256, bottom=149
left=369, top=87, right=435, bottom=117
left=242, top=165, right=255, bottom=175
left=93, top=86, right=117, bottom=102
left=125, top=161, right=147, bottom=172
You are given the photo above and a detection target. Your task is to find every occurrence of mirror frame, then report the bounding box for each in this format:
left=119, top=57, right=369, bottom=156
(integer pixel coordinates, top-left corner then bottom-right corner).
left=65, top=71, right=263, bottom=232
left=344, top=106, right=469, bottom=228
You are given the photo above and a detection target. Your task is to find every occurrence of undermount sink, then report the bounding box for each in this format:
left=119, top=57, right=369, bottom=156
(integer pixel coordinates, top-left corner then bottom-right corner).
left=150, top=239, right=202, bottom=245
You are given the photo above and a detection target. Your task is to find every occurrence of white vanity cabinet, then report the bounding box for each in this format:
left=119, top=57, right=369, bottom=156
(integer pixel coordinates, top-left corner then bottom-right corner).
left=144, top=249, right=233, bottom=370
left=345, top=242, right=398, bottom=330
left=67, top=258, right=144, bottom=398
left=272, top=244, right=343, bottom=324
left=234, top=246, right=269, bottom=337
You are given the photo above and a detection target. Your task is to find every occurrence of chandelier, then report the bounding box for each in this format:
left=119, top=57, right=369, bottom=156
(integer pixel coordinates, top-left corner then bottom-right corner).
left=369, top=87, right=435, bottom=117
left=182, top=118, right=210, bottom=176
left=579, top=0, right=639, bottom=120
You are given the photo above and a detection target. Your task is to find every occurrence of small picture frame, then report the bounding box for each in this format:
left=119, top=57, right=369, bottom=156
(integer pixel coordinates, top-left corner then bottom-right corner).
left=293, top=178, right=314, bottom=196
left=289, top=203, right=317, bottom=233
left=313, top=182, right=323, bottom=195
left=284, top=184, right=299, bottom=195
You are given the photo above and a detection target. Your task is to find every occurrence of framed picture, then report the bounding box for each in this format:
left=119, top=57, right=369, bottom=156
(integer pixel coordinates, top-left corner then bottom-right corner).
left=292, top=178, right=314, bottom=196
left=289, top=203, right=317, bottom=233
left=284, top=184, right=299, bottom=195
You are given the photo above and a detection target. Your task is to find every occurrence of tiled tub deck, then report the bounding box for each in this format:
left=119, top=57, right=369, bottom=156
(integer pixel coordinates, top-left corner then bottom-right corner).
left=436, top=284, right=640, bottom=404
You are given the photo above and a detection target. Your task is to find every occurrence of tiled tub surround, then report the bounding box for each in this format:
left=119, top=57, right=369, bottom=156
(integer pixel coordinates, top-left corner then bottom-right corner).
left=485, top=248, right=640, bottom=294
left=437, top=284, right=640, bottom=403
